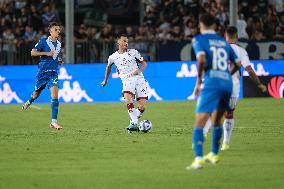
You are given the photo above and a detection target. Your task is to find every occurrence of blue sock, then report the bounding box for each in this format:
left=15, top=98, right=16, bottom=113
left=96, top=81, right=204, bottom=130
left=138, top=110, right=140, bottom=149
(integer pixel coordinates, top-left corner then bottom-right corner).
left=51, top=99, right=59, bottom=120
left=193, top=127, right=204, bottom=157
left=212, top=127, right=223, bottom=154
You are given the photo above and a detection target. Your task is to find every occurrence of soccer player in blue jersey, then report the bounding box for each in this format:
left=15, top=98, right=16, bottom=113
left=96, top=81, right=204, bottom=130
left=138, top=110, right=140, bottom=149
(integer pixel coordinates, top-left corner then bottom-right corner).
left=22, top=22, right=63, bottom=130
left=186, top=14, right=241, bottom=170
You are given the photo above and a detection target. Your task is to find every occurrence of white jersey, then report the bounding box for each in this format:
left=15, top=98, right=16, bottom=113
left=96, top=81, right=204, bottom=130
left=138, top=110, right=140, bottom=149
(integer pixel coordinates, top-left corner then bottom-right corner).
left=107, top=49, right=144, bottom=80
left=230, top=43, right=251, bottom=98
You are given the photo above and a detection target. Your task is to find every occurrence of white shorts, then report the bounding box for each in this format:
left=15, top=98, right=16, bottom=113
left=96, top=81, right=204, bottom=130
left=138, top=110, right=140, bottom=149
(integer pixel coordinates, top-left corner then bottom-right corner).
left=122, top=76, right=148, bottom=100
left=229, top=97, right=238, bottom=110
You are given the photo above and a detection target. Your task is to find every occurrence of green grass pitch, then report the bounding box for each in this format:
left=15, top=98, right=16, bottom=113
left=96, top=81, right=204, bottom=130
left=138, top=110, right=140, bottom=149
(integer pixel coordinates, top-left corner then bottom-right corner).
left=0, top=98, right=283, bottom=189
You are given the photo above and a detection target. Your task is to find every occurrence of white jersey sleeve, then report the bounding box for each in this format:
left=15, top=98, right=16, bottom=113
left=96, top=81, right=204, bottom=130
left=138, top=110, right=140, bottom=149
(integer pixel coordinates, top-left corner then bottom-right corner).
left=133, top=49, right=144, bottom=62
left=107, top=56, right=114, bottom=67
left=238, top=47, right=251, bottom=68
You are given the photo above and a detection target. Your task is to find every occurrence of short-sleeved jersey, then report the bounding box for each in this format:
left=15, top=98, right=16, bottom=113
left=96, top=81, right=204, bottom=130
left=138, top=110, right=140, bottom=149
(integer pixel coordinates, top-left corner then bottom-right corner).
left=107, top=49, right=144, bottom=80
left=230, top=43, right=250, bottom=81
left=230, top=43, right=251, bottom=98
left=192, top=30, right=239, bottom=89
left=33, top=37, right=61, bottom=74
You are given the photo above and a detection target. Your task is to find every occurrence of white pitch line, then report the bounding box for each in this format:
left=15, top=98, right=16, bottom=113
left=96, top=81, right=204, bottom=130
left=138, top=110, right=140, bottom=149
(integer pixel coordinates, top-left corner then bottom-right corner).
left=30, top=105, right=42, bottom=110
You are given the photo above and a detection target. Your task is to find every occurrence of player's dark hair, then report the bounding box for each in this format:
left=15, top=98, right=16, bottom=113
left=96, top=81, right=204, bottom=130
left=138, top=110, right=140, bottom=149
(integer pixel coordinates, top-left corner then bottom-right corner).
left=225, top=26, right=238, bottom=39
left=199, top=13, right=216, bottom=27
left=48, top=22, right=60, bottom=31
left=117, top=34, right=128, bottom=40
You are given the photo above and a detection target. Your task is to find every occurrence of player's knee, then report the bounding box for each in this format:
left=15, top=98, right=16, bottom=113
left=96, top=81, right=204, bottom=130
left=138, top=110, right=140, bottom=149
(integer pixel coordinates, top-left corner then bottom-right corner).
left=225, top=110, right=234, bottom=119
left=138, top=103, right=145, bottom=110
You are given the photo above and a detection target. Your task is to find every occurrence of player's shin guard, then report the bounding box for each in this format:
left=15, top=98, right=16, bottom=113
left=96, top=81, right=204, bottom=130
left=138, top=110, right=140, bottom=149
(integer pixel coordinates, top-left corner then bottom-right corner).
left=223, top=118, right=234, bottom=144
left=211, top=127, right=222, bottom=154
left=193, top=127, right=204, bottom=157
left=51, top=99, right=59, bottom=122
left=127, top=103, right=138, bottom=124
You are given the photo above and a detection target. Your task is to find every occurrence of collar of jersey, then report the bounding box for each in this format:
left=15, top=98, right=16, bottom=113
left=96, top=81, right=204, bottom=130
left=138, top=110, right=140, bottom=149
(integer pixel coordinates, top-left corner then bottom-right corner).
left=48, top=36, right=58, bottom=43
left=201, top=30, right=216, bottom=34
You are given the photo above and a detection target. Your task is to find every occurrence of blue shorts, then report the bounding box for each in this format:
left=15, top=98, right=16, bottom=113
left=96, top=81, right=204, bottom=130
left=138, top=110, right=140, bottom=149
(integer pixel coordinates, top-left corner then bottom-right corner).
left=196, top=87, right=232, bottom=113
left=35, top=71, right=59, bottom=91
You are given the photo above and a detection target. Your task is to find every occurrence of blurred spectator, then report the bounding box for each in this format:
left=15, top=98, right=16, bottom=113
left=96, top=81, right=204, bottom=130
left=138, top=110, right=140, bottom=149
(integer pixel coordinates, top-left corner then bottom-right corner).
left=2, top=28, right=17, bottom=65
left=42, top=4, right=56, bottom=26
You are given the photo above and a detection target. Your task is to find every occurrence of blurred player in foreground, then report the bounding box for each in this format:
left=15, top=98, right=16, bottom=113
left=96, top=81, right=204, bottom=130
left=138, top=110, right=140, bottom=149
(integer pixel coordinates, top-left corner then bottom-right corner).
left=186, top=14, right=241, bottom=170
left=203, top=26, right=267, bottom=150
left=101, top=34, right=148, bottom=132
left=22, top=22, right=63, bottom=130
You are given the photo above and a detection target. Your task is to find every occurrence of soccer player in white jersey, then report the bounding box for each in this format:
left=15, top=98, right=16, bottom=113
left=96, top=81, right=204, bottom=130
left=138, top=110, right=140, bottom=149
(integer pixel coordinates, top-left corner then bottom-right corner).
left=101, top=34, right=148, bottom=132
left=203, top=26, right=267, bottom=150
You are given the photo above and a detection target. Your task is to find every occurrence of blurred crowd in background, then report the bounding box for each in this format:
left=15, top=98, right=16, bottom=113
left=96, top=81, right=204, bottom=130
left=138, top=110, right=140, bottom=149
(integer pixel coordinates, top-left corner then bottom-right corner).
left=0, top=0, right=284, bottom=65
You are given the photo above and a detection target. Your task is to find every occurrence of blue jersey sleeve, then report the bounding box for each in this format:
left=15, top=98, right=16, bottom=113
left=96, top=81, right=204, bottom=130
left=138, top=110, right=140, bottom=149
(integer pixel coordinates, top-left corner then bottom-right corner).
left=33, top=39, right=45, bottom=51
left=192, top=37, right=205, bottom=58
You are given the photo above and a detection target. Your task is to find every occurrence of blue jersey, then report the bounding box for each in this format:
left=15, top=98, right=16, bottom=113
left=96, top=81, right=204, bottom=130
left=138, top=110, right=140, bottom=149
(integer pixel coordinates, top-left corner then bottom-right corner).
left=192, top=31, right=238, bottom=90
left=33, top=37, right=62, bottom=74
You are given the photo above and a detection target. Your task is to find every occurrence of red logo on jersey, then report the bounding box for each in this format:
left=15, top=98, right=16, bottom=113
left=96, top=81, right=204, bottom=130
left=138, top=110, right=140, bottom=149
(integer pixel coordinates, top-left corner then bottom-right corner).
left=268, top=76, right=284, bottom=98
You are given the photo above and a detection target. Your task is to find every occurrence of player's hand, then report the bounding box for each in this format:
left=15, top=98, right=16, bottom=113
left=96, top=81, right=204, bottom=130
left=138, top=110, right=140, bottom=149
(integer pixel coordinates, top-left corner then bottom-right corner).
left=101, top=80, right=107, bottom=87
left=46, top=50, right=54, bottom=57
left=58, top=57, right=64, bottom=65
left=258, top=84, right=267, bottom=92
left=133, top=69, right=142, bottom=75
left=194, top=84, right=201, bottom=97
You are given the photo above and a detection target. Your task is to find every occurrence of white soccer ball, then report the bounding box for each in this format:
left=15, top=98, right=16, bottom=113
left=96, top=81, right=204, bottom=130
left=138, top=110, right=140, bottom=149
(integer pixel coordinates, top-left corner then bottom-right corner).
left=139, top=120, right=152, bottom=133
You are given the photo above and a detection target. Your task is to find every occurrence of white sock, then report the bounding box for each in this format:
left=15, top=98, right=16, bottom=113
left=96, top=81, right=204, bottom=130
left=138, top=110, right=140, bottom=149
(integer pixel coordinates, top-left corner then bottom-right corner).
left=223, top=118, right=234, bottom=144
left=52, top=119, right=57, bottom=123
left=203, top=119, right=212, bottom=135
left=136, top=108, right=141, bottom=118
left=128, top=108, right=138, bottom=124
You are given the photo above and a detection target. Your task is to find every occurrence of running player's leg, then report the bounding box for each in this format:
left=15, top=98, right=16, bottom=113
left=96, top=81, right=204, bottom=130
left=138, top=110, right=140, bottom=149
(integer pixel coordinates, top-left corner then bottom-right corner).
left=187, top=88, right=218, bottom=170
left=22, top=73, right=46, bottom=110
left=136, top=78, right=148, bottom=119
left=203, top=110, right=224, bottom=164
left=221, top=97, right=237, bottom=150
left=48, top=73, right=62, bottom=130
left=136, top=98, right=146, bottom=119
left=203, top=117, right=212, bottom=137
left=49, top=86, right=62, bottom=129
left=22, top=90, right=42, bottom=110
left=123, top=78, right=139, bottom=131
left=124, top=92, right=139, bottom=131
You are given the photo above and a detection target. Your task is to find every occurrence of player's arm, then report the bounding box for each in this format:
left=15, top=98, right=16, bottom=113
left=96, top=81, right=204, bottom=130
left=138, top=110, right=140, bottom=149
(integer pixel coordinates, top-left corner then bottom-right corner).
left=230, top=60, right=241, bottom=75
left=101, top=63, right=113, bottom=87
left=241, top=49, right=267, bottom=92
left=133, top=60, right=147, bottom=75
left=194, top=54, right=206, bottom=96
left=191, top=37, right=205, bottom=96
left=133, top=50, right=147, bottom=75
left=31, top=39, right=54, bottom=57
left=228, top=45, right=241, bottom=75
left=31, top=49, right=54, bottom=57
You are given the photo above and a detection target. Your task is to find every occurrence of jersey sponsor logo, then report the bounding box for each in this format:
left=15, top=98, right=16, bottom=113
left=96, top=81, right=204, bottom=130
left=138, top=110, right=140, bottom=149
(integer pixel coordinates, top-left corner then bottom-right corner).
left=0, top=75, right=23, bottom=104
left=176, top=63, right=197, bottom=78
left=58, top=67, right=93, bottom=102
left=268, top=76, right=284, bottom=98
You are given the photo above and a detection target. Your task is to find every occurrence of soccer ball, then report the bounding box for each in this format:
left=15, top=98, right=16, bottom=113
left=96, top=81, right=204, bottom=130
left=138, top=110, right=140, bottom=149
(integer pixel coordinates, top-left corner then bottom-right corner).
left=139, top=120, right=152, bottom=133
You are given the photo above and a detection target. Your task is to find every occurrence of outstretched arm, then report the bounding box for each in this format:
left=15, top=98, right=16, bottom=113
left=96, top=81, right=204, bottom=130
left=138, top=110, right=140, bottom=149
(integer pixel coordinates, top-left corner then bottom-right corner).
left=31, top=49, right=54, bottom=57
left=101, top=64, right=112, bottom=87
left=245, top=65, right=267, bottom=92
